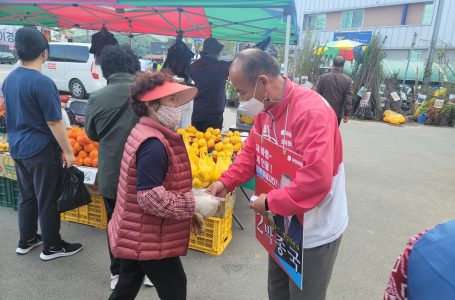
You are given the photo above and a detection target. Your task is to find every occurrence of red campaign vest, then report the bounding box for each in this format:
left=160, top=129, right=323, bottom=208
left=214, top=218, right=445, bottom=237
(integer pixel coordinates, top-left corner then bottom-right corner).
left=108, top=117, right=192, bottom=260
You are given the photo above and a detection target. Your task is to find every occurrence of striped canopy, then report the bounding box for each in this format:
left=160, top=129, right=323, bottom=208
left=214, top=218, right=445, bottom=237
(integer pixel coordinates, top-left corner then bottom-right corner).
left=0, top=0, right=298, bottom=44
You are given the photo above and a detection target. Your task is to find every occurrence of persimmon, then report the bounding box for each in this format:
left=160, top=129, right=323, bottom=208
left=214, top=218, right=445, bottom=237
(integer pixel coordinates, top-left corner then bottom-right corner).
left=75, top=157, right=84, bottom=166
left=78, top=151, right=88, bottom=159
left=83, top=157, right=92, bottom=167
left=77, top=135, right=88, bottom=145
left=89, top=150, right=98, bottom=159
left=84, top=143, right=94, bottom=153
left=73, top=143, right=83, bottom=153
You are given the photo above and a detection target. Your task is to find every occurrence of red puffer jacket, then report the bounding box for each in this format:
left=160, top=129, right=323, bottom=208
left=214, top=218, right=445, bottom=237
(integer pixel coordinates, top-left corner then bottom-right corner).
left=108, top=117, right=192, bottom=260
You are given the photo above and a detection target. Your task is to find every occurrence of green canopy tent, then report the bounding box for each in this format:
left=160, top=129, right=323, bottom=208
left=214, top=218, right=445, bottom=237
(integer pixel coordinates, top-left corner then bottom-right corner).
left=0, top=0, right=298, bottom=74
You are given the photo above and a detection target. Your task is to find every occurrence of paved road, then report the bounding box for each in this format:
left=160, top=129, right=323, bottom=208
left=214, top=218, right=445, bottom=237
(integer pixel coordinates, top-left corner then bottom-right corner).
left=1, top=64, right=455, bottom=299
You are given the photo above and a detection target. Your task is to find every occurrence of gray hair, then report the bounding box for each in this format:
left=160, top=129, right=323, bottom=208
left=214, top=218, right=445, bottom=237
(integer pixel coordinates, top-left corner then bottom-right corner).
left=231, top=49, right=280, bottom=85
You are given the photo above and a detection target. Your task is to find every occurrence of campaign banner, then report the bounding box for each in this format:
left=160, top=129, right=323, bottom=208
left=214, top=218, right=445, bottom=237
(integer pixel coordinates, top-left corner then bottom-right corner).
left=252, top=132, right=304, bottom=290
left=0, top=26, right=21, bottom=47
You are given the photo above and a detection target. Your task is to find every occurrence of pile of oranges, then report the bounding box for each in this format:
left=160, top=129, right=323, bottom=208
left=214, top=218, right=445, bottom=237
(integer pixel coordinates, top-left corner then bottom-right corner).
left=67, top=127, right=99, bottom=167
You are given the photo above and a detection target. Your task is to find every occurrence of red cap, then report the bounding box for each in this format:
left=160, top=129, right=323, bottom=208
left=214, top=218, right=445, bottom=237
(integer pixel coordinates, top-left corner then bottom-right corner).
left=138, top=81, right=197, bottom=106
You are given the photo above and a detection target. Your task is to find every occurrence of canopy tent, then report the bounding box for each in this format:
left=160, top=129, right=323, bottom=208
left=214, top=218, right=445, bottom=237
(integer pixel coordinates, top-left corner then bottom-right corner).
left=0, top=0, right=298, bottom=44
left=343, top=59, right=455, bottom=83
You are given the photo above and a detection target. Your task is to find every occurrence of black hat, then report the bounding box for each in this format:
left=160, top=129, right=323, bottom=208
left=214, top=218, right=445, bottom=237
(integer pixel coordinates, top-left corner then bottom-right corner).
left=202, top=37, right=224, bottom=54
left=15, top=27, right=49, bottom=61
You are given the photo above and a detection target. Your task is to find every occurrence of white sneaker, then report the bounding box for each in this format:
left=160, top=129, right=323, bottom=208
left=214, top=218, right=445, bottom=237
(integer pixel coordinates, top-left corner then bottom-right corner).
left=144, top=276, right=154, bottom=287
left=111, top=274, right=119, bottom=290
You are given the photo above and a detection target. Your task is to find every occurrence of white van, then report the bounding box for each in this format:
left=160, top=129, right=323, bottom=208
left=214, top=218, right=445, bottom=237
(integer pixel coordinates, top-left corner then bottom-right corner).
left=42, top=42, right=106, bottom=98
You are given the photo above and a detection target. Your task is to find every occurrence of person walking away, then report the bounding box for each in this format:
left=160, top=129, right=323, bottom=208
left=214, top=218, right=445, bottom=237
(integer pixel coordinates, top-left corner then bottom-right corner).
left=108, top=72, right=220, bottom=300
left=207, top=49, right=348, bottom=300
left=84, top=45, right=151, bottom=289
left=189, top=38, right=230, bottom=132
left=316, top=56, right=353, bottom=126
left=2, top=27, right=82, bottom=260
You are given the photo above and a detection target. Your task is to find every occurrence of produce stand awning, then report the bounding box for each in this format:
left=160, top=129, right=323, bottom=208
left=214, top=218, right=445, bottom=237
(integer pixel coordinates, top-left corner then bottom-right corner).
left=0, top=0, right=298, bottom=44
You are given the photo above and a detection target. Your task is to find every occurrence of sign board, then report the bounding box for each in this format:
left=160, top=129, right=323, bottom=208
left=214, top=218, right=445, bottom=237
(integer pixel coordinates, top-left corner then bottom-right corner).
left=391, top=92, right=401, bottom=102
left=193, top=37, right=203, bottom=44
left=357, top=86, right=366, bottom=98
left=0, top=25, right=21, bottom=47
left=448, top=94, right=455, bottom=105
left=252, top=132, right=304, bottom=290
left=333, top=31, right=372, bottom=44
left=76, top=166, right=98, bottom=185
left=434, top=99, right=444, bottom=109
left=417, top=94, right=427, bottom=105
left=360, top=92, right=371, bottom=108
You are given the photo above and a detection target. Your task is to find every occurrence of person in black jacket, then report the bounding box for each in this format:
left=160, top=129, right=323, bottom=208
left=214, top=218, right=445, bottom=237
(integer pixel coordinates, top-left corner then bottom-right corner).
left=89, top=25, right=119, bottom=64
left=189, top=38, right=230, bottom=132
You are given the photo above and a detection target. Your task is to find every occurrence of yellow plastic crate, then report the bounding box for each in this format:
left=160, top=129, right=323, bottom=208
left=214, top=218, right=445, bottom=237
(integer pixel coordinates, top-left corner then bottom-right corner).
left=61, top=193, right=108, bottom=229
left=189, top=209, right=232, bottom=256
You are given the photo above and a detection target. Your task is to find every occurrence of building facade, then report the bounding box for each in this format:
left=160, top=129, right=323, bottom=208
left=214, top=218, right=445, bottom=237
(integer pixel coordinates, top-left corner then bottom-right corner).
left=299, top=0, right=455, bottom=63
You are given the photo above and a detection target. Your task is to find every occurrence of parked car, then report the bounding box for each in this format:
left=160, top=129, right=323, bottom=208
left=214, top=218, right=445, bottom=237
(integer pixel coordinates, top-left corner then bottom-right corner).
left=41, top=42, right=106, bottom=99
left=0, top=52, right=14, bottom=64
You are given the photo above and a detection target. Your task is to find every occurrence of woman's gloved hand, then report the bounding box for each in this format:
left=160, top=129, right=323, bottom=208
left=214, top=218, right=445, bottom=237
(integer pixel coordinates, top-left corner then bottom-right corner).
left=194, top=194, right=220, bottom=217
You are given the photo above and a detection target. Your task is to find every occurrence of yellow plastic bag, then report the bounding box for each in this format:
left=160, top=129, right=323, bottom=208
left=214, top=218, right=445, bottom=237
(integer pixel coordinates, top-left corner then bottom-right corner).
left=383, top=110, right=406, bottom=125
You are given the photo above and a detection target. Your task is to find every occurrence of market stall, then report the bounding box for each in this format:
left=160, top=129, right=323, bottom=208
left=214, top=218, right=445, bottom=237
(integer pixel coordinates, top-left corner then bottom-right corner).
left=0, top=0, right=298, bottom=255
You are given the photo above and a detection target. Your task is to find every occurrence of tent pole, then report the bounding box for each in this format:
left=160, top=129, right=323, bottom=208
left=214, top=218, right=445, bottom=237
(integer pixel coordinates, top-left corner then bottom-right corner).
left=284, top=14, right=291, bottom=77
left=128, top=19, right=132, bottom=47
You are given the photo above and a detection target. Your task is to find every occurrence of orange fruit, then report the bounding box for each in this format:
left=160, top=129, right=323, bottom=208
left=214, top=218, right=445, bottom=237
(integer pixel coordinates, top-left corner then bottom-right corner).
left=69, top=138, right=76, bottom=147
left=84, top=143, right=94, bottom=153
left=78, top=151, right=88, bottom=159
left=74, top=143, right=83, bottom=153
left=83, top=157, right=92, bottom=167
left=89, top=150, right=98, bottom=159
left=75, top=157, right=83, bottom=166
left=92, top=158, right=98, bottom=167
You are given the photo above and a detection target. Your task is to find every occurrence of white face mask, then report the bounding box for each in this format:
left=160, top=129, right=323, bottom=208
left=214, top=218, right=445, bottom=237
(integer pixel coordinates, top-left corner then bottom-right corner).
left=154, top=105, right=182, bottom=130
left=237, top=80, right=265, bottom=118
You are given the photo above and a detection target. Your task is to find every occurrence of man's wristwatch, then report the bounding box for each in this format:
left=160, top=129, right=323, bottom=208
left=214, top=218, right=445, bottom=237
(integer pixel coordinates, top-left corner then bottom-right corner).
left=264, top=197, right=269, bottom=211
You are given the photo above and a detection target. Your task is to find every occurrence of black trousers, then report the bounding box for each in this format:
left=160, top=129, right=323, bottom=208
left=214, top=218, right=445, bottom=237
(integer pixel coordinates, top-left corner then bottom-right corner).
left=103, top=197, right=121, bottom=276
left=13, top=141, right=63, bottom=249
left=192, top=113, right=223, bottom=132
left=108, top=257, right=187, bottom=300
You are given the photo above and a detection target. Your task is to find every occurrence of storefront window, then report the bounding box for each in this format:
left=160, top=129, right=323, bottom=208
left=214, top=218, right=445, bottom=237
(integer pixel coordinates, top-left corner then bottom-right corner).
left=341, top=10, right=364, bottom=29
left=422, top=3, right=434, bottom=25
left=306, top=14, right=326, bottom=30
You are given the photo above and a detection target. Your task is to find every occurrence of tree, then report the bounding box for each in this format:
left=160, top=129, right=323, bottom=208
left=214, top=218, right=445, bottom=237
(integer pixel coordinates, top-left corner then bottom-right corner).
left=293, top=31, right=322, bottom=84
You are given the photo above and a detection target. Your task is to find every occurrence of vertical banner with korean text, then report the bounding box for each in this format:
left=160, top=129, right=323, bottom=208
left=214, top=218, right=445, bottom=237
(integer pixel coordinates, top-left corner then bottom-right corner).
left=252, top=132, right=304, bottom=289
left=0, top=26, right=21, bottom=48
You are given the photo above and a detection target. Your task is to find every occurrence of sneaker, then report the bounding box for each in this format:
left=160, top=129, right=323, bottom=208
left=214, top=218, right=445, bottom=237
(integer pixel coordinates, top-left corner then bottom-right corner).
left=143, top=276, right=154, bottom=287
left=16, top=234, right=43, bottom=255
left=110, top=274, right=119, bottom=290
left=39, top=240, right=82, bottom=261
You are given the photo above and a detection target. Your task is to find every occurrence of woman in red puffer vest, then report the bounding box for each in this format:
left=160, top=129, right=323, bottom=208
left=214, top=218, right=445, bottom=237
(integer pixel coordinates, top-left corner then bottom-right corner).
left=108, top=72, right=220, bottom=300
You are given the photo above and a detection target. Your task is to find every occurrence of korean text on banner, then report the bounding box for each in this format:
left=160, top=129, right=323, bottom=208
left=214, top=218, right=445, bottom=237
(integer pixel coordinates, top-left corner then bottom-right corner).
left=252, top=132, right=304, bottom=290
left=0, top=26, right=21, bottom=47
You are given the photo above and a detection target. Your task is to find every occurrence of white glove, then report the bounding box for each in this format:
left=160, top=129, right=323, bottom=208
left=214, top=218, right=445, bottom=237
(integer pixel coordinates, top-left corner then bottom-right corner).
left=194, top=194, right=220, bottom=217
